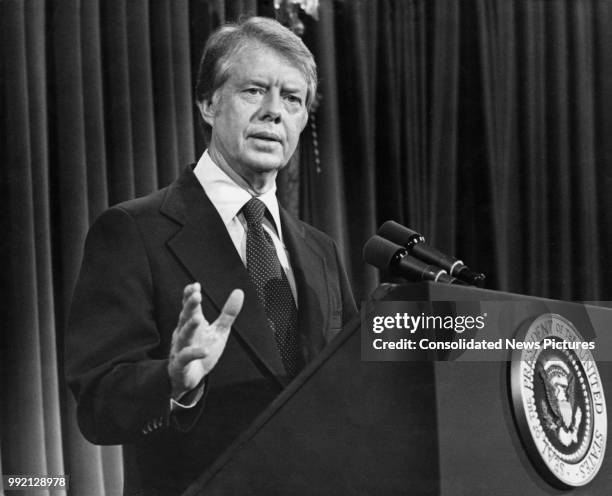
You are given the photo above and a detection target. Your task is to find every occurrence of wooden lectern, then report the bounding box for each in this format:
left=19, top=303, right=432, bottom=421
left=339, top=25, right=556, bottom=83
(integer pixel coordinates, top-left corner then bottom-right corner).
left=182, top=283, right=612, bottom=495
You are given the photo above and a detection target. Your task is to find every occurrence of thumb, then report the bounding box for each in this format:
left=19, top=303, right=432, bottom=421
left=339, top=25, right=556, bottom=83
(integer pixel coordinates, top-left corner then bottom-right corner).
left=214, top=289, right=244, bottom=332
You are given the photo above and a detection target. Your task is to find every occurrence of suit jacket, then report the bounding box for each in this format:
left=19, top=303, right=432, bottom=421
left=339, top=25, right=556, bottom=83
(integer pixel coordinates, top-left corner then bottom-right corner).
left=66, top=167, right=357, bottom=495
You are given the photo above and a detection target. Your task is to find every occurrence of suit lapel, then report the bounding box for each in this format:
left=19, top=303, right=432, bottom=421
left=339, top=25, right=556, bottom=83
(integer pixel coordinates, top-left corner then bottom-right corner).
left=280, top=208, right=331, bottom=363
left=161, top=169, right=286, bottom=382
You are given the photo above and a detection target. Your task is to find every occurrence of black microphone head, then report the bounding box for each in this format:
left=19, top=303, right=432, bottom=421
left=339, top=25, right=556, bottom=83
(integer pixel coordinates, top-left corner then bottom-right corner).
left=363, top=235, right=404, bottom=270
left=455, top=266, right=486, bottom=287
left=377, top=220, right=426, bottom=247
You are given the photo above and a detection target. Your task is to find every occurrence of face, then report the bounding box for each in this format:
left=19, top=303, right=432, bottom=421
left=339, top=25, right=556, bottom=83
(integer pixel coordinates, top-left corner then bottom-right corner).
left=200, top=43, right=309, bottom=189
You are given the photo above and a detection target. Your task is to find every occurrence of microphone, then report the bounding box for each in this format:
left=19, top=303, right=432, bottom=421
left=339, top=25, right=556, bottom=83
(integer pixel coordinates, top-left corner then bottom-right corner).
left=363, top=235, right=466, bottom=285
left=377, top=221, right=485, bottom=287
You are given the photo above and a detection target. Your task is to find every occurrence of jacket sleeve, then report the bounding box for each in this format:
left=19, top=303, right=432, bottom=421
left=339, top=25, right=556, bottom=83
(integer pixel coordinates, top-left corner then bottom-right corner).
left=66, top=207, right=188, bottom=444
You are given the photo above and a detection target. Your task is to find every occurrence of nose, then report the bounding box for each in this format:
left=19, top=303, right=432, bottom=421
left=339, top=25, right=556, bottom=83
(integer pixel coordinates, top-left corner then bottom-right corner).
left=259, top=91, right=282, bottom=123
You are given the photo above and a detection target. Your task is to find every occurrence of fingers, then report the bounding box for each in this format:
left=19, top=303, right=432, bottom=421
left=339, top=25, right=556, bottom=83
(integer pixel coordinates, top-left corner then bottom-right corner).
left=175, top=284, right=243, bottom=349
left=173, top=345, right=207, bottom=369
left=177, top=283, right=207, bottom=330
left=174, top=312, right=204, bottom=349
left=214, top=289, right=244, bottom=332
left=182, top=282, right=200, bottom=306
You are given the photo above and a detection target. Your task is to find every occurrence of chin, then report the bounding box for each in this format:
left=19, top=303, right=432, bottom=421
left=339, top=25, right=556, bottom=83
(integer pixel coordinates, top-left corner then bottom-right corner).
left=243, top=154, right=287, bottom=173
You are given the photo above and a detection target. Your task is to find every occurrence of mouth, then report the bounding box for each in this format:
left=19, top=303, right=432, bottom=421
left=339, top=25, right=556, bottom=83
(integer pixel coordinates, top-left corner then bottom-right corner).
left=249, top=131, right=282, bottom=143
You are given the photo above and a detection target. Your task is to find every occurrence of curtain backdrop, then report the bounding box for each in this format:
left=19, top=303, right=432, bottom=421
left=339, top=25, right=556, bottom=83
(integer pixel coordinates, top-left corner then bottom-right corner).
left=3, top=0, right=612, bottom=494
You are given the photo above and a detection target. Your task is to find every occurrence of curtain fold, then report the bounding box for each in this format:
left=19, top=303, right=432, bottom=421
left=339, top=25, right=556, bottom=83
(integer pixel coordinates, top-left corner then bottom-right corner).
left=151, top=0, right=181, bottom=186
left=427, top=0, right=460, bottom=253
left=374, top=0, right=403, bottom=224
left=3, top=0, right=53, bottom=483
left=521, top=0, right=549, bottom=296
left=82, top=0, right=110, bottom=222
left=171, top=1, right=197, bottom=168
left=403, top=1, right=429, bottom=234
left=545, top=0, right=573, bottom=300
left=27, top=0, right=66, bottom=487
left=103, top=1, right=137, bottom=204
left=127, top=0, right=158, bottom=198
left=476, top=0, right=511, bottom=291
left=300, top=0, right=351, bottom=269
left=570, top=1, right=600, bottom=300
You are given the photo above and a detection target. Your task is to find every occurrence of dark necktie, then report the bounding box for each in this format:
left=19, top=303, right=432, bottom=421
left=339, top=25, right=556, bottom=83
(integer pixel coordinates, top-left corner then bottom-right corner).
left=242, top=197, right=300, bottom=378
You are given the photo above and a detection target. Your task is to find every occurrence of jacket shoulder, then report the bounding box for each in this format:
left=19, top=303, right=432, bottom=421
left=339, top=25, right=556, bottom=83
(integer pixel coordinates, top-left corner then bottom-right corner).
left=111, top=186, right=170, bottom=218
left=297, top=219, right=339, bottom=252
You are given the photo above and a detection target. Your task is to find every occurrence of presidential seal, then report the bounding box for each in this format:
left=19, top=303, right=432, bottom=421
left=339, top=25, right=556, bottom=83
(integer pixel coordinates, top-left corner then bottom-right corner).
left=510, top=314, right=607, bottom=487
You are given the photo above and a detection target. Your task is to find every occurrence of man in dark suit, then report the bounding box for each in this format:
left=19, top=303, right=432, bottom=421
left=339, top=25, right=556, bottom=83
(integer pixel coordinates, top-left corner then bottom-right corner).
left=66, top=16, right=357, bottom=496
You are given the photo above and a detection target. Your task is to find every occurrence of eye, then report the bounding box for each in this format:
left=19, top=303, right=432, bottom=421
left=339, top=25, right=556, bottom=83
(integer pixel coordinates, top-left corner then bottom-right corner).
left=284, top=94, right=303, bottom=105
left=244, top=87, right=263, bottom=96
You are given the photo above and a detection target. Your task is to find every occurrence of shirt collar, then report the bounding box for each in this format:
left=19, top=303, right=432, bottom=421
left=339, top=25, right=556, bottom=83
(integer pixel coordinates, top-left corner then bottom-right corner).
left=193, top=150, right=283, bottom=237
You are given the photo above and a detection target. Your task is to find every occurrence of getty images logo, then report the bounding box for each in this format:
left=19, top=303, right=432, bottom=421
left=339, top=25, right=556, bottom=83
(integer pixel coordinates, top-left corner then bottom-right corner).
left=371, top=311, right=487, bottom=334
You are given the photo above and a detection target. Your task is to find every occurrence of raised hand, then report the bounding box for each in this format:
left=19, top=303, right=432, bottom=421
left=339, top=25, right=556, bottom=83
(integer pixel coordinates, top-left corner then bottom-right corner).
left=167, top=283, right=244, bottom=399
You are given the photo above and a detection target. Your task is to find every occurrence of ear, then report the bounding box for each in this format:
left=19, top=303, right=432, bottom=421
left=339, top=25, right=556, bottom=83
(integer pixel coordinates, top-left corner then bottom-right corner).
left=197, top=97, right=216, bottom=127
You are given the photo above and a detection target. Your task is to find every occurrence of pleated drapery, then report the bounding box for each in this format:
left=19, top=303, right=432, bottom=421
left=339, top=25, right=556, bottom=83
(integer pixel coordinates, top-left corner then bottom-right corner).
left=3, top=1, right=612, bottom=494
left=306, top=0, right=612, bottom=301
left=2, top=1, right=198, bottom=494
left=2, top=0, right=68, bottom=493
left=473, top=0, right=609, bottom=299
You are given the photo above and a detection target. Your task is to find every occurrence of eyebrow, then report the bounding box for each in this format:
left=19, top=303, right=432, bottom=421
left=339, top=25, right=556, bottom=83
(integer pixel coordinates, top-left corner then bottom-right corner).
left=240, top=75, right=306, bottom=90
left=244, top=77, right=267, bottom=86
left=235, top=77, right=306, bottom=101
left=282, top=85, right=306, bottom=94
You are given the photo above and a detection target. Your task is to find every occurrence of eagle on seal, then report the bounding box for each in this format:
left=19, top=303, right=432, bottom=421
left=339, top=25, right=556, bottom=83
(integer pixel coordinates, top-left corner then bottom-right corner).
left=538, top=358, right=582, bottom=447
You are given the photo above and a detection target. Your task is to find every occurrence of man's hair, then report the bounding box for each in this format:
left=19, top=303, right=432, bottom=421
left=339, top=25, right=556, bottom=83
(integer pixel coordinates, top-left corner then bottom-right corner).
left=195, top=16, right=318, bottom=112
